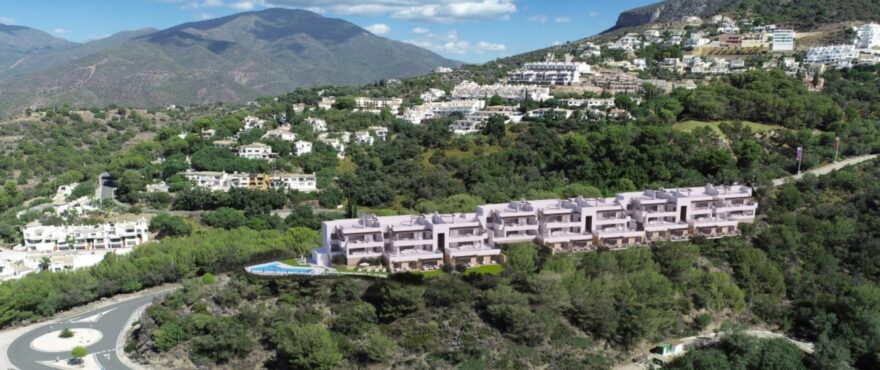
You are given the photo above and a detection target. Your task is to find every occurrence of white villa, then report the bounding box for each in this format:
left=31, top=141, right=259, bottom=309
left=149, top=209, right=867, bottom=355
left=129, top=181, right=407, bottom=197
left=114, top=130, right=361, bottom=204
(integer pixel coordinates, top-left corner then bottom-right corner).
left=183, top=170, right=317, bottom=192
left=294, top=140, right=313, bottom=156
left=242, top=116, right=265, bottom=131
left=304, top=117, right=328, bottom=133
left=237, top=143, right=275, bottom=161
left=451, top=80, right=552, bottom=101
left=312, top=184, right=757, bottom=272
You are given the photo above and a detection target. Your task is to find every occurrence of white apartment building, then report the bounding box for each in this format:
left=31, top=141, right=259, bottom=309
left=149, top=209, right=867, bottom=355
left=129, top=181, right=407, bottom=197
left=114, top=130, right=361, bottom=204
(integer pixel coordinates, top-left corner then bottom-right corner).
left=242, top=116, right=265, bottom=131
left=354, top=131, right=374, bottom=146
left=22, top=221, right=149, bottom=252
left=399, top=100, right=487, bottom=124
left=560, top=98, right=615, bottom=109
left=507, top=62, right=591, bottom=86
left=685, top=33, right=711, bottom=48
left=772, top=30, right=795, bottom=52
left=856, top=23, right=880, bottom=50
left=183, top=170, right=317, bottom=192
left=237, top=143, right=275, bottom=161
left=450, top=119, right=483, bottom=135
left=312, top=184, right=757, bottom=270
left=805, top=45, right=857, bottom=69
left=420, top=88, right=446, bottom=102
left=527, top=108, right=574, bottom=120
left=451, top=80, right=552, bottom=101
left=303, top=117, right=328, bottom=133
left=354, top=97, right=403, bottom=112
left=294, top=140, right=313, bottom=156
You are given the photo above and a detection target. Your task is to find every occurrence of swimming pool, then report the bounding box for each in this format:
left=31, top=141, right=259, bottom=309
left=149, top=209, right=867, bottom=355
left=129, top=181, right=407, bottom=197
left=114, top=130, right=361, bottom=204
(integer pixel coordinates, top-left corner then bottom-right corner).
left=246, top=262, right=320, bottom=276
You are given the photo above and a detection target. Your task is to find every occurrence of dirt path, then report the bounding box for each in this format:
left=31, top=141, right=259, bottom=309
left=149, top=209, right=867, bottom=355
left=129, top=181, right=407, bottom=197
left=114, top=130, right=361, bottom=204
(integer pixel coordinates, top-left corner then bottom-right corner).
left=771, top=154, right=878, bottom=186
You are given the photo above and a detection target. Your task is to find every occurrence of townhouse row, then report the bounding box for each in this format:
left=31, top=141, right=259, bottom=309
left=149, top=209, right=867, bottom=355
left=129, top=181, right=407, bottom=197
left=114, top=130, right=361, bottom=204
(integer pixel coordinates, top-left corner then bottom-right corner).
left=183, top=170, right=317, bottom=192
left=312, top=184, right=758, bottom=272
left=22, top=221, right=150, bottom=252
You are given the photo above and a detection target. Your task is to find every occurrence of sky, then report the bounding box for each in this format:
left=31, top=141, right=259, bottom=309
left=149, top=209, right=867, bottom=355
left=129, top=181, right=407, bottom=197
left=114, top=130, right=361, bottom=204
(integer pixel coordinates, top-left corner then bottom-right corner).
left=0, top=0, right=658, bottom=63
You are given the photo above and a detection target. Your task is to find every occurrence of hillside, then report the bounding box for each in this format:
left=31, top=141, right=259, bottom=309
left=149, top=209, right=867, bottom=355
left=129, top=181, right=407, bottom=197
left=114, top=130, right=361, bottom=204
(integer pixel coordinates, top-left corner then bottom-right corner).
left=0, top=8, right=459, bottom=115
left=607, top=0, right=880, bottom=33
left=0, top=24, right=77, bottom=70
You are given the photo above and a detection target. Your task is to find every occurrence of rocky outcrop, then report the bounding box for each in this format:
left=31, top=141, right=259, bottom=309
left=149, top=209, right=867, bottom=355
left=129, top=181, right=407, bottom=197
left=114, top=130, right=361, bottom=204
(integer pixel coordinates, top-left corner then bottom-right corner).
left=605, top=0, right=734, bottom=33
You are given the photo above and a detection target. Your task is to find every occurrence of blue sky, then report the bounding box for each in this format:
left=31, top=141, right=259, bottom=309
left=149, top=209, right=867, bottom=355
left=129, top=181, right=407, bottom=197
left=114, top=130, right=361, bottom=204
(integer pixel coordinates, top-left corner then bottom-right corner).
left=0, top=0, right=657, bottom=63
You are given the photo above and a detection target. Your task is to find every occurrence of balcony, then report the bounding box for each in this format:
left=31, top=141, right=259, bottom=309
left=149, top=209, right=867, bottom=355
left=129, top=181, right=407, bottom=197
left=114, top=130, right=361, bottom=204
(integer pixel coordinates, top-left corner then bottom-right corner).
left=448, top=232, right=487, bottom=243
left=492, top=232, right=537, bottom=244
left=595, top=227, right=645, bottom=239
left=541, top=219, right=581, bottom=229
left=386, top=248, right=443, bottom=263
left=343, top=236, right=385, bottom=250
left=348, top=248, right=384, bottom=257
left=446, top=243, right=501, bottom=258
left=389, top=237, right=434, bottom=248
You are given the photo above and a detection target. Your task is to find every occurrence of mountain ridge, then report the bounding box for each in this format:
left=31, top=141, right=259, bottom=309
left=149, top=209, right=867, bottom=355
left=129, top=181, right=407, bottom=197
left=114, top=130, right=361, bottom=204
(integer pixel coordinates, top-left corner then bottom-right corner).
left=0, top=8, right=459, bottom=115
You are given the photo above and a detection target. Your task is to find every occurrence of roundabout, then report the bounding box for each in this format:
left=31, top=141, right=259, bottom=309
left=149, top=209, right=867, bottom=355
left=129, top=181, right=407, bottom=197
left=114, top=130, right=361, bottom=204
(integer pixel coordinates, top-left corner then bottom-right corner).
left=30, top=328, right=103, bottom=353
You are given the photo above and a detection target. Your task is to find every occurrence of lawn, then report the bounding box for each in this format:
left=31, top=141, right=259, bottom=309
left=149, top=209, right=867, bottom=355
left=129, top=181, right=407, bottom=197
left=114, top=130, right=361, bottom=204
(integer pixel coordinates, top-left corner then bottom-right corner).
left=464, top=264, right=504, bottom=276
left=672, top=120, right=784, bottom=135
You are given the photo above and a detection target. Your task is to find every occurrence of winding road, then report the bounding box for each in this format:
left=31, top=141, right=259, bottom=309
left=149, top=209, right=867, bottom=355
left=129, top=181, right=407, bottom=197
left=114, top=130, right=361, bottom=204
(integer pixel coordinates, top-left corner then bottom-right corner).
left=4, top=289, right=170, bottom=370
left=771, top=154, right=878, bottom=186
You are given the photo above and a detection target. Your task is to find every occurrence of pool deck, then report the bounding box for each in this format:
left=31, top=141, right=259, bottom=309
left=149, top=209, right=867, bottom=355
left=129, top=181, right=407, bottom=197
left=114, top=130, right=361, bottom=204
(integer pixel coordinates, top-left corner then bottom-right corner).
left=245, top=261, right=328, bottom=277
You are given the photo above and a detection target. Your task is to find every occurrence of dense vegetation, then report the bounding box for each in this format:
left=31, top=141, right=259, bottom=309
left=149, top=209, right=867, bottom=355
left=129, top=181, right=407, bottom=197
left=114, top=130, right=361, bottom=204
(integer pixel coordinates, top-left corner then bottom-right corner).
left=725, top=0, right=880, bottom=29
left=0, top=227, right=318, bottom=327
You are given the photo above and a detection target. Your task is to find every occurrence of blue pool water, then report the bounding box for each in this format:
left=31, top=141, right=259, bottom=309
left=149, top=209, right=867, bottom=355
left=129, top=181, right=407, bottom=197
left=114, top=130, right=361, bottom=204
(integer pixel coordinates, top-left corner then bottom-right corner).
left=248, top=262, right=317, bottom=275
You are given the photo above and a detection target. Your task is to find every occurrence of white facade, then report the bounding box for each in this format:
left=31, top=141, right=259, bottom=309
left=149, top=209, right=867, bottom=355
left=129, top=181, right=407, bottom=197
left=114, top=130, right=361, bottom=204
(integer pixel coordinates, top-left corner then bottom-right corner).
left=22, top=221, right=149, bottom=252
left=237, top=143, right=275, bottom=161
left=507, top=62, right=591, bottom=85
left=242, top=116, right=265, bottom=131
left=262, top=126, right=297, bottom=142
left=321, top=138, right=346, bottom=158
left=183, top=170, right=317, bottom=192
left=303, top=117, right=328, bottom=133
left=399, top=100, right=486, bottom=124
left=294, top=140, right=313, bottom=156
left=318, top=96, right=336, bottom=110
left=312, top=184, right=757, bottom=270
left=420, top=88, right=446, bottom=102
left=368, top=126, right=389, bottom=141
left=527, top=108, right=573, bottom=120
left=450, top=119, right=483, bottom=135
left=354, top=131, right=374, bottom=146
left=805, top=45, right=857, bottom=69
left=354, top=97, right=403, bottom=112
left=452, top=80, right=552, bottom=101
left=856, top=23, right=880, bottom=50
left=772, top=30, right=795, bottom=52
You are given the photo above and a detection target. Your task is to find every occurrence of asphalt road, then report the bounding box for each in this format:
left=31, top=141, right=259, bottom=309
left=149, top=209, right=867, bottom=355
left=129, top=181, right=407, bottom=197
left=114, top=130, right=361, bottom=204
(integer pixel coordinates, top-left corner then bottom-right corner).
left=771, top=154, right=878, bottom=186
left=7, top=291, right=168, bottom=370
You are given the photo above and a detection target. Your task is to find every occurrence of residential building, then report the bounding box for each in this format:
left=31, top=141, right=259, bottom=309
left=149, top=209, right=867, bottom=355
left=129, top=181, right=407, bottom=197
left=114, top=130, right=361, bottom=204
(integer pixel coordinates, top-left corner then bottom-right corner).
left=22, top=221, right=149, bottom=252
left=856, top=23, right=880, bottom=50
left=303, top=117, right=328, bottom=133
left=201, top=129, right=216, bottom=138
left=719, top=34, right=743, bottom=47
left=354, top=131, right=374, bottom=146
left=262, top=126, right=297, bottom=142
left=311, top=184, right=757, bottom=268
left=805, top=45, right=857, bottom=69
left=527, top=108, right=574, bottom=120
left=685, top=33, right=711, bottom=48
left=212, top=139, right=235, bottom=148
left=354, top=97, right=403, bottom=112
left=320, top=138, right=346, bottom=158
left=559, top=98, right=615, bottom=109
left=399, top=100, right=486, bottom=124
left=237, top=143, right=275, bottom=161
left=450, top=119, right=483, bottom=135
left=293, top=140, right=313, bottom=156
left=318, top=96, right=336, bottom=110
left=434, top=66, right=453, bottom=73
left=420, top=88, right=446, bottom=102
left=451, top=80, right=552, bottom=101
left=772, top=29, right=795, bottom=51
left=242, top=116, right=265, bottom=131
left=368, top=126, right=389, bottom=141
left=183, top=170, right=317, bottom=192
left=507, top=62, right=591, bottom=85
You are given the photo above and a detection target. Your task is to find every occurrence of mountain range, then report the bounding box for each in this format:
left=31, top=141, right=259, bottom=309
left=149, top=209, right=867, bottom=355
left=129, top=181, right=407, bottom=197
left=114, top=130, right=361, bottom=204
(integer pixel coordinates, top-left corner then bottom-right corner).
left=0, top=8, right=459, bottom=115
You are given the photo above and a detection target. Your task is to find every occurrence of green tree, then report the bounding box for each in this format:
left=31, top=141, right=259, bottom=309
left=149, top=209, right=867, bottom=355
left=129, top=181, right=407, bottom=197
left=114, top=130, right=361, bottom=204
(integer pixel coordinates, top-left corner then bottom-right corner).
left=149, top=214, right=192, bottom=238
left=202, top=208, right=247, bottom=229
left=363, top=331, right=395, bottom=363
left=274, top=323, right=343, bottom=370
left=71, top=346, right=88, bottom=361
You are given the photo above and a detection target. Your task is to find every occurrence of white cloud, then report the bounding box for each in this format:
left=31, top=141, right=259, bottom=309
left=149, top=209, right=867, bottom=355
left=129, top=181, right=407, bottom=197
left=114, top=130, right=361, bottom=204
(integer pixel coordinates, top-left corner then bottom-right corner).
left=197, top=12, right=214, bottom=20
left=365, top=23, right=390, bottom=35
left=263, top=0, right=516, bottom=22
left=0, top=16, right=16, bottom=25
left=406, top=29, right=505, bottom=55
left=475, top=41, right=505, bottom=52
left=53, top=28, right=69, bottom=35
left=554, top=16, right=570, bottom=23
left=412, top=27, right=430, bottom=34
left=201, top=0, right=225, bottom=7
left=527, top=14, right=547, bottom=24
left=230, top=1, right=257, bottom=10
left=588, top=11, right=599, bottom=18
